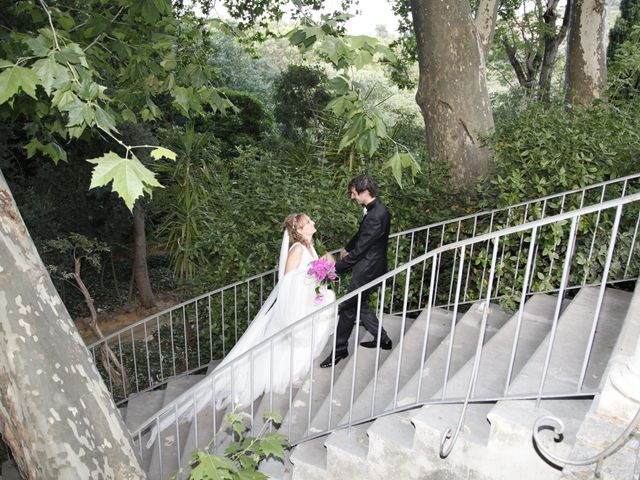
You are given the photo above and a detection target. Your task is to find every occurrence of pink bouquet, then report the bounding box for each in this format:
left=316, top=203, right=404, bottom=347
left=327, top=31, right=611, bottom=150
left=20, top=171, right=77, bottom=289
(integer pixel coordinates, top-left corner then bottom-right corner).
left=307, top=258, right=337, bottom=304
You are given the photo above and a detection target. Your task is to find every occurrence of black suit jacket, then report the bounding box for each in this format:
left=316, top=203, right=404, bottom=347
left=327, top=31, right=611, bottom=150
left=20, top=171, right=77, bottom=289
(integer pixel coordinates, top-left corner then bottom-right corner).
left=335, top=198, right=391, bottom=287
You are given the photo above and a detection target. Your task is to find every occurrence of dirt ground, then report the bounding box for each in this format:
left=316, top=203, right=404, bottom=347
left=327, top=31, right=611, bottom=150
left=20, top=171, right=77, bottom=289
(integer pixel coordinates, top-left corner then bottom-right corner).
left=76, top=291, right=182, bottom=345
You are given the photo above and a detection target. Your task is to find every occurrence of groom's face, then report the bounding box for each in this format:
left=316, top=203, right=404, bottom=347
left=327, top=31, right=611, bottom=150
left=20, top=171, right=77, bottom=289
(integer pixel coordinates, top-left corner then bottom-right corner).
left=350, top=187, right=368, bottom=205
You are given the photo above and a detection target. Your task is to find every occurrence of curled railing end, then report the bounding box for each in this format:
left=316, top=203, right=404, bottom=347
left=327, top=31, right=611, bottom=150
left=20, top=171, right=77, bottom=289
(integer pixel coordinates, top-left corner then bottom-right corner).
left=439, top=426, right=455, bottom=458
left=532, top=408, right=640, bottom=476
left=532, top=415, right=567, bottom=467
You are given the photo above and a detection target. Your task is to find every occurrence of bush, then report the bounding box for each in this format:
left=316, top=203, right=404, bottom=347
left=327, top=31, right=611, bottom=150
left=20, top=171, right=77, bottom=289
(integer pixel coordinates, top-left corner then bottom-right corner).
left=198, top=89, right=275, bottom=153
left=481, top=97, right=640, bottom=208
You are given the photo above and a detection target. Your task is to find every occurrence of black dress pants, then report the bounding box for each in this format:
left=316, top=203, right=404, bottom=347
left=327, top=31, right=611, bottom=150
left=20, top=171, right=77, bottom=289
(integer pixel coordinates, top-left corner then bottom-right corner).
left=334, top=282, right=390, bottom=356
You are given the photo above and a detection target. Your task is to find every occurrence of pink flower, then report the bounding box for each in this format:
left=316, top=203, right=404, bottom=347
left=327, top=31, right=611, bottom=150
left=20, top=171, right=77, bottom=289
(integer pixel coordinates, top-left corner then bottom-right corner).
left=307, top=258, right=337, bottom=304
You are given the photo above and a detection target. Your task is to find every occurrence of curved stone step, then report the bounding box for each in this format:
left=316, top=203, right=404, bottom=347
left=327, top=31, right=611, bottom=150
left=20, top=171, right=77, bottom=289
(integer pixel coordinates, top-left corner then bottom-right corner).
left=392, top=302, right=511, bottom=410
left=482, top=287, right=632, bottom=480
left=278, top=324, right=357, bottom=443
left=412, top=293, right=559, bottom=449
left=290, top=437, right=331, bottom=480
left=306, top=314, right=411, bottom=436
left=340, top=307, right=455, bottom=425
left=146, top=374, right=207, bottom=480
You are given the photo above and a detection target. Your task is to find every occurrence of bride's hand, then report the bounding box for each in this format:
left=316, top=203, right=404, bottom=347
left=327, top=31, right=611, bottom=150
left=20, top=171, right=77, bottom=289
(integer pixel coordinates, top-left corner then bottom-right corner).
left=322, top=252, right=335, bottom=263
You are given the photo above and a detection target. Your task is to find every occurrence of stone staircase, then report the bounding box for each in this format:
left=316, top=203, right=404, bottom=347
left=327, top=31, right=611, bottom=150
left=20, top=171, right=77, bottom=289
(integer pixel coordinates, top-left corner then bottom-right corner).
left=121, top=284, right=639, bottom=480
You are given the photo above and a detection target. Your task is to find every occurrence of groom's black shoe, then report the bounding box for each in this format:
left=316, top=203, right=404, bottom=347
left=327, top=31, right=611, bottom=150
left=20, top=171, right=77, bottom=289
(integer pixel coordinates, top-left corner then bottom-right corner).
left=360, top=338, right=393, bottom=350
left=320, top=351, right=348, bottom=368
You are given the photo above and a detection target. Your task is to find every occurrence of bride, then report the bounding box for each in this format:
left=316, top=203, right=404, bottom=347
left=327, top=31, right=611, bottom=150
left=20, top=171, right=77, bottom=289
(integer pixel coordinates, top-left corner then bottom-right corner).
left=212, top=213, right=337, bottom=407
left=148, top=213, right=337, bottom=446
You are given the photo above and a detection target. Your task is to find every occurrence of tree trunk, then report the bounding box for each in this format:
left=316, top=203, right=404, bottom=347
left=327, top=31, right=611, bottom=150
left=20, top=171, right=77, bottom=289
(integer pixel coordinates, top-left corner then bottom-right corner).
left=475, top=0, right=500, bottom=60
left=132, top=203, right=155, bottom=309
left=410, top=0, right=495, bottom=186
left=538, top=0, right=572, bottom=103
left=565, top=0, right=608, bottom=105
left=0, top=171, right=145, bottom=479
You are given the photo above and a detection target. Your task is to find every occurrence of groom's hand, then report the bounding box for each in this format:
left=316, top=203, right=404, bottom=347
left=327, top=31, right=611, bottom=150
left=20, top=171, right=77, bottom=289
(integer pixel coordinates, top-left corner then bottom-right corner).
left=340, top=248, right=349, bottom=260
left=322, top=252, right=336, bottom=263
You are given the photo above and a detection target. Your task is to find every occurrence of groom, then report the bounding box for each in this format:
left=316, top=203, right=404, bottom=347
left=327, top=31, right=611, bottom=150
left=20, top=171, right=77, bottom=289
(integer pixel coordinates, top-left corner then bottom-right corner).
left=320, top=174, right=392, bottom=368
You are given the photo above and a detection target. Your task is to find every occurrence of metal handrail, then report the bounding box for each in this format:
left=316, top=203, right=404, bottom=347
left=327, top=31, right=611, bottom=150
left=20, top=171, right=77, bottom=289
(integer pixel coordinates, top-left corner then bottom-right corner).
left=134, top=192, right=640, bottom=479
left=533, top=407, right=640, bottom=477
left=88, top=268, right=277, bottom=348
left=89, top=174, right=640, bottom=405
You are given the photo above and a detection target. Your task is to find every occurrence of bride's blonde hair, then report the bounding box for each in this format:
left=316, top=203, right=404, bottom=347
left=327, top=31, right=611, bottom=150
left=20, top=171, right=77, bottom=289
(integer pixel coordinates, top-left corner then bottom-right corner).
left=284, top=213, right=311, bottom=247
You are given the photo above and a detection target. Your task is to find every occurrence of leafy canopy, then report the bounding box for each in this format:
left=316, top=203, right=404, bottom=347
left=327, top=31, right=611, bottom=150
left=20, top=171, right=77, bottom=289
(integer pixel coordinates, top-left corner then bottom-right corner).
left=0, top=0, right=232, bottom=209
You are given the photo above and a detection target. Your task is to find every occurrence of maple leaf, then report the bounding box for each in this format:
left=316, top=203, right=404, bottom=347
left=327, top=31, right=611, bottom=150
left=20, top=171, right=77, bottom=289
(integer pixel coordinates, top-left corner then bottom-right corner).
left=0, top=66, right=39, bottom=104
left=87, top=152, right=162, bottom=210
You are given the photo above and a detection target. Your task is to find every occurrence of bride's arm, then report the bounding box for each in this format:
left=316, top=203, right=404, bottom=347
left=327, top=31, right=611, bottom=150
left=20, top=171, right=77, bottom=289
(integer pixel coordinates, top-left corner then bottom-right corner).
left=285, top=244, right=304, bottom=273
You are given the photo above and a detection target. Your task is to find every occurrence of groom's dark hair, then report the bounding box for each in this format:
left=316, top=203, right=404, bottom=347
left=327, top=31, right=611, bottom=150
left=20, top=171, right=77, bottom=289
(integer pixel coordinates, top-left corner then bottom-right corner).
left=349, top=174, right=379, bottom=197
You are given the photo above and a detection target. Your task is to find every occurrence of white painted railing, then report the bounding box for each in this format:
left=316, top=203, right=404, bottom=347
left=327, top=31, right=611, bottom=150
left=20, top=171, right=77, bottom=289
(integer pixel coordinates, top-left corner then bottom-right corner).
left=88, top=174, right=640, bottom=404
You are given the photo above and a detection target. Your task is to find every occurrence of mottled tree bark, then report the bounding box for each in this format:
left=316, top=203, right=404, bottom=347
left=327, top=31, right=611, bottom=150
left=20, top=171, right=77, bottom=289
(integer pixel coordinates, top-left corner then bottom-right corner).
left=565, top=0, right=608, bottom=105
left=410, top=0, right=495, bottom=186
left=475, top=0, right=500, bottom=60
left=132, top=203, right=155, bottom=309
left=0, top=171, right=145, bottom=479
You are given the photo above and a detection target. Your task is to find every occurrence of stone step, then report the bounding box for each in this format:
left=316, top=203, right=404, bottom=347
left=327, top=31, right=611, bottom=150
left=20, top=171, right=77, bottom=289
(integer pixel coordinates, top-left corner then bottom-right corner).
left=146, top=374, right=207, bottom=480
left=392, top=302, right=512, bottom=411
left=306, top=314, right=411, bottom=436
left=279, top=323, right=357, bottom=443
left=341, top=307, right=455, bottom=425
left=258, top=451, right=293, bottom=480
left=483, top=287, right=632, bottom=480
left=126, top=389, right=166, bottom=471
left=412, top=293, right=559, bottom=448
left=324, top=424, right=373, bottom=480
left=505, top=287, right=632, bottom=397
left=327, top=299, right=542, bottom=480
left=126, top=390, right=165, bottom=433
left=562, top=282, right=640, bottom=480
left=290, top=437, right=331, bottom=480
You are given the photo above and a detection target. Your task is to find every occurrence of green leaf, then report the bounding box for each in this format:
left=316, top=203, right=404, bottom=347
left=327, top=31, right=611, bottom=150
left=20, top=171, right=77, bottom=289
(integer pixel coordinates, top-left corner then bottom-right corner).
left=262, top=411, right=282, bottom=425
left=172, top=86, right=192, bottom=116
left=328, top=76, right=350, bottom=94
left=52, top=89, right=77, bottom=109
left=122, top=108, right=137, bottom=123
left=94, top=105, right=118, bottom=134
left=189, top=453, right=236, bottom=480
left=258, top=433, right=288, bottom=460
left=350, top=35, right=377, bottom=49
left=150, top=147, right=177, bottom=161
left=87, top=152, right=163, bottom=210
left=141, top=0, right=161, bottom=23
left=63, top=99, right=94, bottom=127
left=0, top=66, right=39, bottom=104
left=26, top=34, right=51, bottom=57
left=289, top=29, right=307, bottom=46
left=25, top=138, right=67, bottom=164
left=383, top=151, right=403, bottom=186
left=32, top=55, right=69, bottom=95
left=54, top=47, right=82, bottom=65
left=235, top=471, right=268, bottom=480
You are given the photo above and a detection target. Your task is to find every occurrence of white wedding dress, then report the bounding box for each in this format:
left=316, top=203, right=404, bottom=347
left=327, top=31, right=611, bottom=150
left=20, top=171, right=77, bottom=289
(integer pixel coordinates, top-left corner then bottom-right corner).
left=213, top=235, right=336, bottom=407
left=146, top=232, right=336, bottom=447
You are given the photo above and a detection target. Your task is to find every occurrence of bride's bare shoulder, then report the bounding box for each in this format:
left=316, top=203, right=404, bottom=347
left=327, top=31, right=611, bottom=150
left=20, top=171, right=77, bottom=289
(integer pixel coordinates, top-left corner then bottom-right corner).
left=285, top=243, right=304, bottom=273
left=288, top=242, right=304, bottom=252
